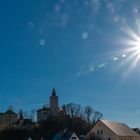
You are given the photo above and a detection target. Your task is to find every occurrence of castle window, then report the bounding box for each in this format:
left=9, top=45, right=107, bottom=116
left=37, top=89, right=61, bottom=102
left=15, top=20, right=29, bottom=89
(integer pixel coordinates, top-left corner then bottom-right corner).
left=108, top=137, right=111, bottom=140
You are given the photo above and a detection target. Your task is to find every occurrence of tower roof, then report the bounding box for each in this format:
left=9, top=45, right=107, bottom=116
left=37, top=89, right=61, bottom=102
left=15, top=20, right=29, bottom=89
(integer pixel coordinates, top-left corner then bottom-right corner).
left=5, top=109, right=17, bottom=115
left=19, top=110, right=23, bottom=120
left=52, top=88, right=56, bottom=96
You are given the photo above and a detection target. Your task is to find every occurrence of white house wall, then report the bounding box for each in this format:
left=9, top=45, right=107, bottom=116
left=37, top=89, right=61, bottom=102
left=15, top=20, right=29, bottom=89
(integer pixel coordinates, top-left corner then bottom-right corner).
left=89, top=121, right=118, bottom=140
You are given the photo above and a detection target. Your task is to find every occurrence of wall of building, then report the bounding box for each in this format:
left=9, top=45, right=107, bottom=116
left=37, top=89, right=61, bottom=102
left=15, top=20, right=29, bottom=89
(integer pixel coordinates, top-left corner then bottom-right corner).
left=37, top=109, right=49, bottom=122
left=87, top=121, right=118, bottom=140
left=0, top=110, right=18, bottom=130
left=3, top=113, right=18, bottom=126
left=118, top=136, right=140, bottom=140
left=50, top=95, right=58, bottom=116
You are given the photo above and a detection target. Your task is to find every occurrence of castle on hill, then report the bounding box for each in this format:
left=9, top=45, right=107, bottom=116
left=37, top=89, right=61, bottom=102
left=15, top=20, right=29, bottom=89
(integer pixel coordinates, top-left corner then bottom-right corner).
left=0, top=88, right=60, bottom=130
left=37, top=88, right=60, bottom=122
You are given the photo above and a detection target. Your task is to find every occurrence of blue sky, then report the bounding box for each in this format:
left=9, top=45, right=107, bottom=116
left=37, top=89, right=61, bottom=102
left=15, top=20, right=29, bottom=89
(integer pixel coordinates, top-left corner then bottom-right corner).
left=1, top=0, right=140, bottom=127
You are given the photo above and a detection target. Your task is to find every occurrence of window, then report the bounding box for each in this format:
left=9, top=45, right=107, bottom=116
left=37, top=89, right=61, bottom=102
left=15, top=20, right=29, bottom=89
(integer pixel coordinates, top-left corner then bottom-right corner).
left=97, top=130, right=99, bottom=134
left=108, top=137, right=111, bottom=140
left=71, top=137, right=77, bottom=139
left=100, top=130, right=103, bottom=134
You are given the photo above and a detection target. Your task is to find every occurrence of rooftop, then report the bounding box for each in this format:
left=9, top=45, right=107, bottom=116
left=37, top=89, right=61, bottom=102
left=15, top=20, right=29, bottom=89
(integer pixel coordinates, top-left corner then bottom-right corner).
left=100, top=120, right=140, bottom=137
left=4, top=109, right=17, bottom=115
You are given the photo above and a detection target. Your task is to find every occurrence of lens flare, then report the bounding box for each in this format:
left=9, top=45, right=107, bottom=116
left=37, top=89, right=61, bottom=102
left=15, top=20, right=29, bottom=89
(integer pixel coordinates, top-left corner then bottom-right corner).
left=116, top=20, right=140, bottom=72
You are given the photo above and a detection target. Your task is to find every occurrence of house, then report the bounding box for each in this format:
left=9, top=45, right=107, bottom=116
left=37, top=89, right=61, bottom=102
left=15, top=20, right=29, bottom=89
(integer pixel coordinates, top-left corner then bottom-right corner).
left=0, top=108, right=18, bottom=130
left=3, top=109, right=18, bottom=126
left=53, top=128, right=80, bottom=140
left=0, top=109, right=18, bottom=130
left=37, top=106, right=50, bottom=122
left=87, top=119, right=140, bottom=140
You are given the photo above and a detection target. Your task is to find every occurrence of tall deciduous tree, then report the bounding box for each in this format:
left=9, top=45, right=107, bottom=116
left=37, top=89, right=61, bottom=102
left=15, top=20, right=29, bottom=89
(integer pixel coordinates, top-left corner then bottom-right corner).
left=84, top=106, right=94, bottom=123
left=62, top=103, right=82, bottom=118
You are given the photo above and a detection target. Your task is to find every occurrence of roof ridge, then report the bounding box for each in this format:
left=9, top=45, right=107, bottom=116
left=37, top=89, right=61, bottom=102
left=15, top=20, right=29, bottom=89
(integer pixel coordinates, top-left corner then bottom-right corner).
left=100, top=119, right=140, bottom=137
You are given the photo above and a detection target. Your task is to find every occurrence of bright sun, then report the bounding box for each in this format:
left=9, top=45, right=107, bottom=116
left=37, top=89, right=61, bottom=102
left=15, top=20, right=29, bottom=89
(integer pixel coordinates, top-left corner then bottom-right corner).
left=118, top=22, right=140, bottom=70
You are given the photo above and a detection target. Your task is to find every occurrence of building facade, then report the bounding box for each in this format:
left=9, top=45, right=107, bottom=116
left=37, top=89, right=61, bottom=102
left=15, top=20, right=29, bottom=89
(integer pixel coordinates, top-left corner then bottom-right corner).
left=0, top=109, right=18, bottom=130
left=37, top=107, right=50, bottom=122
left=87, top=120, right=140, bottom=140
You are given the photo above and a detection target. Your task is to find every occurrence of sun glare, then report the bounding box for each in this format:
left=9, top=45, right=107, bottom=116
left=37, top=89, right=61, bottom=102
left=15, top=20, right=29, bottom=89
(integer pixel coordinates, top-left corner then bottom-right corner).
left=118, top=21, right=140, bottom=71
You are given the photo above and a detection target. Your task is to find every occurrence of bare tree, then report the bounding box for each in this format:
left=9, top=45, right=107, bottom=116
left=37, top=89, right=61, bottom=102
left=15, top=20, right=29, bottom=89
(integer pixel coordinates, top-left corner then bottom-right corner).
left=93, top=111, right=103, bottom=123
left=30, top=109, right=36, bottom=122
left=84, top=105, right=94, bottom=123
left=62, top=103, right=82, bottom=118
left=62, top=105, right=67, bottom=115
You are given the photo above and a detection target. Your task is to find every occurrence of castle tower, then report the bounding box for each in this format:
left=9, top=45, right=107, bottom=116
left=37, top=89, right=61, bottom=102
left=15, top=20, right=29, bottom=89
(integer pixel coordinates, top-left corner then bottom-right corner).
left=50, top=88, right=59, bottom=116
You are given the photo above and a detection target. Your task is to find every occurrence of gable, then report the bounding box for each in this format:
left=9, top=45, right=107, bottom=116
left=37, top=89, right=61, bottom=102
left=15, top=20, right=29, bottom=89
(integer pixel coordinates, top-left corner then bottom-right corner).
left=69, top=133, right=79, bottom=140
left=88, top=120, right=116, bottom=137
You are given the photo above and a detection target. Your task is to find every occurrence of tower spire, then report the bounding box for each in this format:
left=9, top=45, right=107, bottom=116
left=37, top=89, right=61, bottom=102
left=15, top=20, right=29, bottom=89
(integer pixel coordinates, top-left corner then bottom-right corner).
left=52, top=87, right=56, bottom=96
